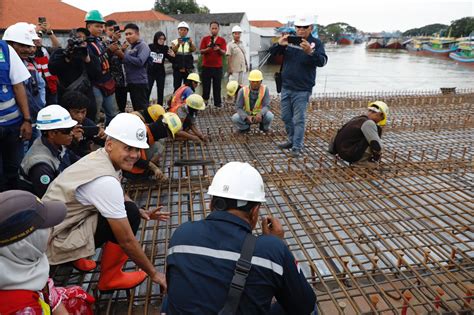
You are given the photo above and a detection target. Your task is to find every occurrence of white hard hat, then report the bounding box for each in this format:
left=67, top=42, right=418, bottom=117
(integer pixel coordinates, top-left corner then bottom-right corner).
left=28, top=24, right=41, bottom=40
left=105, top=113, right=149, bottom=149
left=177, top=21, right=189, bottom=30
left=36, top=105, right=78, bottom=131
left=207, top=162, right=266, bottom=203
left=2, top=22, right=38, bottom=46
left=294, top=16, right=313, bottom=27
left=232, top=25, right=243, bottom=33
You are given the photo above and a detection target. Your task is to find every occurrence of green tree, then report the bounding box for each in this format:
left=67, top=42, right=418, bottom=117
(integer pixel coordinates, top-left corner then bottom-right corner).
left=449, top=17, right=474, bottom=37
left=154, top=0, right=207, bottom=14
left=402, top=23, right=448, bottom=36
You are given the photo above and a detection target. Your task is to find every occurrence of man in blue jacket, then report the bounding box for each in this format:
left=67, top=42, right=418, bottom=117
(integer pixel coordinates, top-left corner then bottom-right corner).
left=165, top=162, right=316, bottom=314
left=270, top=16, right=328, bottom=157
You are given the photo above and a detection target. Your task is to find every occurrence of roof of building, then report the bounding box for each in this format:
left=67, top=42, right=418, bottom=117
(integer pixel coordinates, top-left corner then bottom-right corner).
left=0, top=0, right=86, bottom=30
left=250, top=26, right=278, bottom=37
left=104, top=10, right=176, bottom=23
left=169, top=13, right=245, bottom=25
left=249, top=20, right=284, bottom=28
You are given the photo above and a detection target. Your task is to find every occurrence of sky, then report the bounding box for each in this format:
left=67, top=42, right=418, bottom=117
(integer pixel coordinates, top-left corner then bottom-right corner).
left=64, top=0, right=473, bottom=32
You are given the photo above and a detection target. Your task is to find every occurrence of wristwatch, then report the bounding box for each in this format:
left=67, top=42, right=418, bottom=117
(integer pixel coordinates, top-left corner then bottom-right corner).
left=46, top=30, right=54, bottom=35
left=23, top=118, right=32, bottom=124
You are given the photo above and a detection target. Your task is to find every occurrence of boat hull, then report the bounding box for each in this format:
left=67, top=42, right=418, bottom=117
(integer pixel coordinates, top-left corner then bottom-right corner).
left=338, top=38, right=354, bottom=45
left=422, top=44, right=457, bottom=57
left=449, top=52, right=474, bottom=64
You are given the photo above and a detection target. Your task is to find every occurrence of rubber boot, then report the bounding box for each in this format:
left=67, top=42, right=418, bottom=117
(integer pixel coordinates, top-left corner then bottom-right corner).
left=97, top=242, right=147, bottom=291
left=73, top=258, right=97, bottom=272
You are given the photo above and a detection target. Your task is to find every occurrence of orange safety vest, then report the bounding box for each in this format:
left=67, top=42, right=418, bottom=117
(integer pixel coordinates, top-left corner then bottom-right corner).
left=90, top=42, right=110, bottom=74
left=243, top=84, right=266, bottom=116
left=130, top=125, right=155, bottom=174
left=170, top=85, right=189, bottom=111
left=35, top=55, right=58, bottom=94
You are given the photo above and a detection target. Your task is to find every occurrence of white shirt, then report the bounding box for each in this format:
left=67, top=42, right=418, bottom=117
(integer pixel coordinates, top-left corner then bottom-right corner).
left=76, top=176, right=127, bottom=219
left=8, top=45, right=31, bottom=85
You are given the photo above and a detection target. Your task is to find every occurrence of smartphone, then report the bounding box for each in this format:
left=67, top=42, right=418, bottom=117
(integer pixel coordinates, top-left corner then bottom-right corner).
left=287, top=36, right=302, bottom=46
left=113, top=25, right=120, bottom=33
left=38, top=17, right=47, bottom=24
left=181, top=37, right=189, bottom=43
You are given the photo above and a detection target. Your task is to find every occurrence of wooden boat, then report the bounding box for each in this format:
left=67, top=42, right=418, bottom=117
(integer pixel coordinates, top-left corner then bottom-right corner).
left=422, top=38, right=458, bottom=57
left=449, top=41, right=474, bottom=64
left=366, top=37, right=384, bottom=49
left=385, top=37, right=403, bottom=49
left=337, top=34, right=354, bottom=45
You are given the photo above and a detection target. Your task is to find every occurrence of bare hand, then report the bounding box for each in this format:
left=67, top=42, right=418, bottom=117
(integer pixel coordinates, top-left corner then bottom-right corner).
left=108, top=42, right=119, bottom=53
left=97, top=126, right=106, bottom=139
left=168, top=48, right=175, bottom=57
left=72, top=125, right=84, bottom=141
left=122, top=41, right=130, bottom=50
left=140, top=206, right=170, bottom=221
left=300, top=38, right=313, bottom=55
left=151, top=271, right=167, bottom=292
left=254, top=114, right=262, bottom=123
left=20, top=121, right=32, bottom=140
left=213, top=45, right=220, bottom=51
left=246, top=116, right=254, bottom=124
left=278, top=34, right=289, bottom=46
left=199, top=134, right=209, bottom=143
left=261, top=216, right=284, bottom=239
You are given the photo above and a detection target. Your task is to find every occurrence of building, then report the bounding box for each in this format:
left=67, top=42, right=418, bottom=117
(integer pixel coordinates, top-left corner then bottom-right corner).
left=249, top=20, right=283, bottom=67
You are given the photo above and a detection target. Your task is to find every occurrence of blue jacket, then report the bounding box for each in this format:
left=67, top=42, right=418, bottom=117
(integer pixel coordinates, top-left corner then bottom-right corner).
left=270, top=35, right=327, bottom=92
left=123, top=39, right=151, bottom=85
left=166, top=210, right=316, bottom=314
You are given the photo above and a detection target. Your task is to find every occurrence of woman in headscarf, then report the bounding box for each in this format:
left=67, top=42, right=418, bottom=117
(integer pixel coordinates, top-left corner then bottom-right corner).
left=148, top=31, right=175, bottom=105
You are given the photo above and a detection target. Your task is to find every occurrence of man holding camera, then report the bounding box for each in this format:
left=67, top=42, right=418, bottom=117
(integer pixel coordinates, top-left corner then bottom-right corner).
left=171, top=22, right=196, bottom=91
left=105, top=20, right=127, bottom=113
left=271, top=16, right=327, bottom=158
left=199, top=21, right=227, bottom=108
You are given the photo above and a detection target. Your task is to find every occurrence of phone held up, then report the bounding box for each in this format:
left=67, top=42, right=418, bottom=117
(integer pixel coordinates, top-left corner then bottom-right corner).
left=113, top=25, right=120, bottom=33
left=38, top=17, right=47, bottom=24
left=287, top=36, right=302, bottom=46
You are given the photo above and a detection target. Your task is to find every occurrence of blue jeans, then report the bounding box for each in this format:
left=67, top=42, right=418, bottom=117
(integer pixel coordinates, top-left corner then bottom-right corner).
left=92, top=86, right=118, bottom=126
left=231, top=111, right=274, bottom=131
left=0, top=124, right=24, bottom=191
left=280, top=88, right=312, bottom=150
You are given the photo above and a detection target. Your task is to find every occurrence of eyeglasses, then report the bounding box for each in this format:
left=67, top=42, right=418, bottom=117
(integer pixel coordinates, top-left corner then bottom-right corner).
left=158, top=37, right=166, bottom=41
left=295, top=25, right=310, bottom=29
left=57, top=128, right=73, bottom=135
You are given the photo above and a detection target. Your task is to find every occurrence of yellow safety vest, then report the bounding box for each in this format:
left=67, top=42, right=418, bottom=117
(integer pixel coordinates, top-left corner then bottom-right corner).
left=243, top=84, right=266, bottom=115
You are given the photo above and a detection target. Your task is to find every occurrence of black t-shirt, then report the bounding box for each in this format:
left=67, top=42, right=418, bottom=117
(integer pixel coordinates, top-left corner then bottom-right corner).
left=148, top=44, right=174, bottom=75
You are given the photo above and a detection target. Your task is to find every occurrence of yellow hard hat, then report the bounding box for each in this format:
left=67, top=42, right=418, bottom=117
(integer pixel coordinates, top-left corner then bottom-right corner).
left=187, top=73, right=201, bottom=83
left=226, top=80, right=239, bottom=97
left=162, top=112, right=182, bottom=138
left=147, top=104, right=165, bottom=122
left=368, top=101, right=389, bottom=126
left=248, top=69, right=263, bottom=82
left=185, top=94, right=205, bottom=110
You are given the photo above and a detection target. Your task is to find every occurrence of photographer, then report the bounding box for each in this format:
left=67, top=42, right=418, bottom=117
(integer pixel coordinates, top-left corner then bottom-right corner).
left=199, top=21, right=227, bottom=108
left=49, top=28, right=100, bottom=122
left=171, top=22, right=196, bottom=91
left=105, top=20, right=127, bottom=112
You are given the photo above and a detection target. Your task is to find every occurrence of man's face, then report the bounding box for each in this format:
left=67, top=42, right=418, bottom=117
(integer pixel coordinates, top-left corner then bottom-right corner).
left=34, top=38, right=43, bottom=48
left=295, top=25, right=312, bottom=38
left=106, top=138, right=141, bottom=171
left=11, top=42, right=34, bottom=59
left=125, top=29, right=139, bottom=44
left=49, top=127, right=74, bottom=146
left=76, top=32, right=87, bottom=41
left=249, top=80, right=261, bottom=91
left=232, top=32, right=241, bottom=42
left=69, top=108, right=87, bottom=124
left=178, top=27, right=188, bottom=37
left=210, top=23, right=219, bottom=36
left=87, top=23, right=104, bottom=37
left=367, top=109, right=384, bottom=123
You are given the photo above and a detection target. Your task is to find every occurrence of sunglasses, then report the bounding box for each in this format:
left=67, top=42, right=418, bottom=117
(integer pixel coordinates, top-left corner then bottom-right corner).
left=56, top=128, right=73, bottom=135
left=295, top=25, right=310, bottom=29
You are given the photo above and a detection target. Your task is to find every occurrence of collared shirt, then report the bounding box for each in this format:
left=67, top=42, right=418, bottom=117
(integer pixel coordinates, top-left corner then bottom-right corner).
left=166, top=210, right=316, bottom=314
left=226, top=40, right=247, bottom=72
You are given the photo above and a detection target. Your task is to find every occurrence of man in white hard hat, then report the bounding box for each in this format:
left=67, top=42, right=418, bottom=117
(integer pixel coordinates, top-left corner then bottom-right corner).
left=171, top=22, right=196, bottom=91
left=42, top=113, right=168, bottom=292
left=1, top=23, right=34, bottom=191
left=226, top=25, right=248, bottom=85
left=18, top=105, right=80, bottom=197
left=164, top=162, right=316, bottom=314
left=270, top=16, right=328, bottom=158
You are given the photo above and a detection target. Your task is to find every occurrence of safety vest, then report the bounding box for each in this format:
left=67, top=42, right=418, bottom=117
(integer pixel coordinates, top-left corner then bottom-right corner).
left=170, top=85, right=189, bottom=111
left=243, top=84, right=266, bottom=116
left=0, top=40, right=22, bottom=127
left=130, top=125, right=156, bottom=174
left=35, top=55, right=58, bottom=94
left=89, top=40, right=110, bottom=74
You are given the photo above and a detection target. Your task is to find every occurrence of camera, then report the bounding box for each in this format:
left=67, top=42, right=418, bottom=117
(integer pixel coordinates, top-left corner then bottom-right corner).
left=287, top=36, right=303, bottom=46
left=209, top=36, right=216, bottom=48
left=65, top=37, right=88, bottom=58
left=82, top=125, right=100, bottom=138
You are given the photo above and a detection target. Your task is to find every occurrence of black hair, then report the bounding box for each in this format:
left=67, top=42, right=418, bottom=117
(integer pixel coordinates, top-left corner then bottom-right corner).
left=105, top=20, right=117, bottom=27
left=61, top=91, right=90, bottom=110
left=74, top=27, right=90, bottom=37
left=124, top=23, right=139, bottom=32
left=153, top=31, right=166, bottom=45
left=209, top=21, right=220, bottom=27
left=211, top=196, right=259, bottom=212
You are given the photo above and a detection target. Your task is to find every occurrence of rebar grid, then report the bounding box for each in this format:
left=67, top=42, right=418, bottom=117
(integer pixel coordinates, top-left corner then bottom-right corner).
left=53, top=93, right=473, bottom=314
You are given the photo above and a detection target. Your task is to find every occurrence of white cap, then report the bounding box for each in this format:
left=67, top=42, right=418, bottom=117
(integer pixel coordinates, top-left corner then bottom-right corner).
left=232, top=25, right=243, bottom=33
left=2, top=22, right=38, bottom=46
left=28, top=24, right=40, bottom=40
left=177, top=21, right=189, bottom=30
left=36, top=105, right=78, bottom=130
left=105, top=113, right=149, bottom=149
left=294, top=16, right=313, bottom=27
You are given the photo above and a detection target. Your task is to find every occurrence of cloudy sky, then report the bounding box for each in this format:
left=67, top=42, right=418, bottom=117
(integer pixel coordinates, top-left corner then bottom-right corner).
left=64, top=0, right=473, bottom=32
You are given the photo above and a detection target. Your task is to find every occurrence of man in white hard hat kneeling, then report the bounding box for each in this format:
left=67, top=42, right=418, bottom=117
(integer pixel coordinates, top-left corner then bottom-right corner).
left=164, top=162, right=316, bottom=314
left=42, top=113, right=168, bottom=292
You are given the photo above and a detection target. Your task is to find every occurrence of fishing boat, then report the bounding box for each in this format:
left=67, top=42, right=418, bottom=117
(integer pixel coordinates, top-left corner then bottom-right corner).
left=422, top=38, right=458, bottom=57
left=449, top=41, right=474, bottom=64
left=366, top=37, right=384, bottom=49
left=385, top=37, right=403, bottom=49
left=337, top=33, right=354, bottom=45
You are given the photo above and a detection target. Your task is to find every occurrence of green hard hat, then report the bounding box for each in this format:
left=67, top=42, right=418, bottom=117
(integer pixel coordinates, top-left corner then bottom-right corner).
left=84, top=10, right=105, bottom=23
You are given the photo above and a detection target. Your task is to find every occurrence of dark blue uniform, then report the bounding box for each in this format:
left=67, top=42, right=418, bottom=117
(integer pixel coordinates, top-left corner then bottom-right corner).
left=166, top=210, right=316, bottom=314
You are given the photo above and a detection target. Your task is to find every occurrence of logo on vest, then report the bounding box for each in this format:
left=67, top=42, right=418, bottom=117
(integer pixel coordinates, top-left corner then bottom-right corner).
left=136, top=128, right=145, bottom=141
left=0, top=50, right=5, bottom=63
left=40, top=175, right=51, bottom=185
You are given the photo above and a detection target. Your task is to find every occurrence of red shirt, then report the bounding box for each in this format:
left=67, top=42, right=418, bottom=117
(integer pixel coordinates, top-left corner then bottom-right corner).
left=200, top=36, right=227, bottom=68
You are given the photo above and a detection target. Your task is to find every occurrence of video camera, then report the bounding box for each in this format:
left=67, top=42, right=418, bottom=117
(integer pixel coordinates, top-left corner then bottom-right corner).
left=65, top=33, right=94, bottom=58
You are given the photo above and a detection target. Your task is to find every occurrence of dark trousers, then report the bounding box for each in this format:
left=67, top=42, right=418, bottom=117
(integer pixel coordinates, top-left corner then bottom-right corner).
left=201, top=66, right=222, bottom=106
left=45, top=90, right=57, bottom=105
left=172, top=69, right=189, bottom=92
left=94, top=201, right=141, bottom=248
left=148, top=73, right=166, bottom=105
left=0, top=124, right=24, bottom=192
left=128, top=83, right=149, bottom=111
left=115, top=86, right=128, bottom=112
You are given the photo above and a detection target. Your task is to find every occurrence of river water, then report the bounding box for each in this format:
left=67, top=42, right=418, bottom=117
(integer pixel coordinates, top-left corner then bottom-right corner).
left=153, top=43, right=474, bottom=102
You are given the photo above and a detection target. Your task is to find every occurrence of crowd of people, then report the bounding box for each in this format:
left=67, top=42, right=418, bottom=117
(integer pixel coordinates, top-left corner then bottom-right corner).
left=0, top=10, right=393, bottom=314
